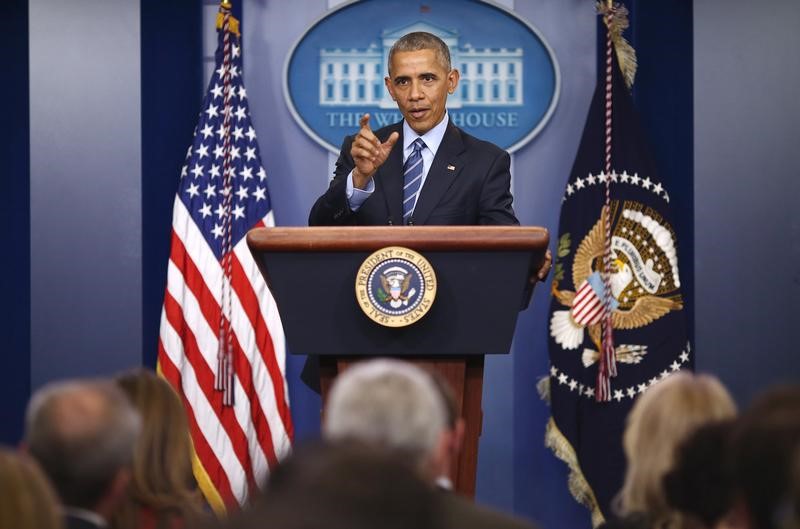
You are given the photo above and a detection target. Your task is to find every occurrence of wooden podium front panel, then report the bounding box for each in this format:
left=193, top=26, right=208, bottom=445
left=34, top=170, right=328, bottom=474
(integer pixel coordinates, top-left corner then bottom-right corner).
left=319, top=355, right=484, bottom=499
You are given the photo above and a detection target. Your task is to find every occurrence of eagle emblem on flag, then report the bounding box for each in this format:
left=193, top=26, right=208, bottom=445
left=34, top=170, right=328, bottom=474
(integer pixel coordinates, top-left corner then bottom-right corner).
left=550, top=197, right=683, bottom=369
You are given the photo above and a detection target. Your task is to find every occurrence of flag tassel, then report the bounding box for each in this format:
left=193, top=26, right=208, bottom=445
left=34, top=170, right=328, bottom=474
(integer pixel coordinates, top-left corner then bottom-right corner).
left=217, top=6, right=236, bottom=407
left=595, top=3, right=621, bottom=402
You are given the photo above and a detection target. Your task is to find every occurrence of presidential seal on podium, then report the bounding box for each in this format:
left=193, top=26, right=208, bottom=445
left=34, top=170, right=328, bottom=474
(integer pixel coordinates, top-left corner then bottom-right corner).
left=355, top=246, right=437, bottom=328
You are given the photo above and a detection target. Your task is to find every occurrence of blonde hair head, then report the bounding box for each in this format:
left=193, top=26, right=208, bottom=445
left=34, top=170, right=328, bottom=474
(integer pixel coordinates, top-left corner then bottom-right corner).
left=112, top=369, right=202, bottom=529
left=0, top=448, right=63, bottom=529
left=619, top=372, right=737, bottom=527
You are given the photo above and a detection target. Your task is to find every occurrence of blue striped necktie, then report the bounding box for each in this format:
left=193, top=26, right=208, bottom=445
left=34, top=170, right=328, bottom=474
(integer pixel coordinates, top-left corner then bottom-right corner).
left=402, top=138, right=426, bottom=224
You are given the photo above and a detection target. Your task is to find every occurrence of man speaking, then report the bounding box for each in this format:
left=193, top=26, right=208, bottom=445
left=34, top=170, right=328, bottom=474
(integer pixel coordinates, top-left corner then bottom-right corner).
left=309, top=31, right=519, bottom=227
left=303, top=31, right=550, bottom=389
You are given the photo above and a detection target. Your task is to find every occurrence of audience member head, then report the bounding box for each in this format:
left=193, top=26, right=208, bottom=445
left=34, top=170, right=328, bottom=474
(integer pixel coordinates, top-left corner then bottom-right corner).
left=664, top=420, right=738, bottom=528
left=323, top=359, right=447, bottom=479
left=232, top=440, right=438, bottom=529
left=730, top=385, right=800, bottom=529
left=112, top=369, right=203, bottom=529
left=619, top=372, right=737, bottom=525
left=24, top=378, right=141, bottom=518
left=0, top=448, right=63, bottom=529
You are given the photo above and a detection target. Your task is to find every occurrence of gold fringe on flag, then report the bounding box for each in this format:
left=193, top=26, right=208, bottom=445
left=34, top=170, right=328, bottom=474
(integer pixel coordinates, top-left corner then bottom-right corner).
left=597, top=2, right=637, bottom=88
left=537, top=376, right=551, bottom=405
left=544, top=418, right=606, bottom=528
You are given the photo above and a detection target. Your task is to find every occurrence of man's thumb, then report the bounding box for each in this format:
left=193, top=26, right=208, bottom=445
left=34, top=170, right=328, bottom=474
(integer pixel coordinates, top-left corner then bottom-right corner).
left=383, top=131, right=400, bottom=148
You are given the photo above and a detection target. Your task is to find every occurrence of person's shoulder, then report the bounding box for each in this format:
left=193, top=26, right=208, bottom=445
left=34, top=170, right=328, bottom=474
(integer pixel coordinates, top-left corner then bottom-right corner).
left=597, top=512, right=654, bottom=529
left=450, top=124, right=506, bottom=156
left=437, top=493, right=539, bottom=529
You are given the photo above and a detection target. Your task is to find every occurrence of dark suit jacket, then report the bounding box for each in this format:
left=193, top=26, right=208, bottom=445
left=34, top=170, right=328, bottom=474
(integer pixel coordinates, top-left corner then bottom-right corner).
left=308, top=120, right=519, bottom=226
left=437, top=492, right=540, bottom=529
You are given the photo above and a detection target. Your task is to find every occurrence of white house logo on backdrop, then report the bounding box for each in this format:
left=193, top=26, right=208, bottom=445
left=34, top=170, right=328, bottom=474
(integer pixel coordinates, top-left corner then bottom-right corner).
left=284, top=0, right=560, bottom=154
left=319, top=23, right=524, bottom=109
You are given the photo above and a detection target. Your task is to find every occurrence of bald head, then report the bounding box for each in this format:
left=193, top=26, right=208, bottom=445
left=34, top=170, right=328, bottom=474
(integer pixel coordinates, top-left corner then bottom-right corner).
left=25, top=379, right=141, bottom=510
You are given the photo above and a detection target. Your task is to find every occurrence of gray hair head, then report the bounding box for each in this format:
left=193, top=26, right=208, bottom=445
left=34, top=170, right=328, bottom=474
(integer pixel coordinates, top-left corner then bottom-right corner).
left=388, top=31, right=452, bottom=75
left=25, top=378, right=141, bottom=510
left=323, top=359, right=446, bottom=464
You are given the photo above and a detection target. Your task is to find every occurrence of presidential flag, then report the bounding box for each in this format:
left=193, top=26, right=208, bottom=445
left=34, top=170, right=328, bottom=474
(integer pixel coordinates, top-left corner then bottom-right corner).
left=545, top=5, right=690, bottom=525
left=158, top=9, right=293, bottom=511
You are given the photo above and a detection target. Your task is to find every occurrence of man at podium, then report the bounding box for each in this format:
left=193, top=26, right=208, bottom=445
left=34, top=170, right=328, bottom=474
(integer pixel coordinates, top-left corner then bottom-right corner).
left=309, top=31, right=519, bottom=228
left=303, top=31, right=551, bottom=390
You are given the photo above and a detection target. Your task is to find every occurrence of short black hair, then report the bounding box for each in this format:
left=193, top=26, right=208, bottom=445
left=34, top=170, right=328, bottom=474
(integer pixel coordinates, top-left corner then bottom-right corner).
left=388, top=32, right=451, bottom=75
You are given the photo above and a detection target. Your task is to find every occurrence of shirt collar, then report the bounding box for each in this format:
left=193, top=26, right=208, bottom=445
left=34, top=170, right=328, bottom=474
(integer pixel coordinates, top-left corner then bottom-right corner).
left=403, top=112, right=449, bottom=157
left=63, top=507, right=108, bottom=528
left=435, top=475, right=454, bottom=491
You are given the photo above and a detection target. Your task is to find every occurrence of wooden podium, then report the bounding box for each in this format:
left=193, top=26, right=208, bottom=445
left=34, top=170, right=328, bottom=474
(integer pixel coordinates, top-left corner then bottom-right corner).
left=247, top=226, right=548, bottom=497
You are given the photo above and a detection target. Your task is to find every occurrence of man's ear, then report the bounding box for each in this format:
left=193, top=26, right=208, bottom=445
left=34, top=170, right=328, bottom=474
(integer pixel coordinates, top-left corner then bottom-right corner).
left=425, top=431, right=452, bottom=480
left=453, top=418, right=466, bottom=455
left=96, top=467, right=132, bottom=518
left=384, top=76, right=396, bottom=101
left=447, top=68, right=460, bottom=94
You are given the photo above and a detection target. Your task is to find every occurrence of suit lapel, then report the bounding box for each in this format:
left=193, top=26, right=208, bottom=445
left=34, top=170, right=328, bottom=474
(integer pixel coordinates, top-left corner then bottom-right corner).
left=412, top=122, right=465, bottom=225
left=375, top=123, right=404, bottom=225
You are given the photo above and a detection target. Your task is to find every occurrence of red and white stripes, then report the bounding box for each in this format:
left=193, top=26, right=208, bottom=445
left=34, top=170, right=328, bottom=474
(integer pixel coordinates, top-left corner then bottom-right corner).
left=159, top=198, right=293, bottom=508
left=572, top=280, right=606, bottom=327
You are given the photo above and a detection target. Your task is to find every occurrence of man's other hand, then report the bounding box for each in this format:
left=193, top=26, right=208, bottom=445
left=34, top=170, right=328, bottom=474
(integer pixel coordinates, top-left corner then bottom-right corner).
left=530, top=249, right=553, bottom=284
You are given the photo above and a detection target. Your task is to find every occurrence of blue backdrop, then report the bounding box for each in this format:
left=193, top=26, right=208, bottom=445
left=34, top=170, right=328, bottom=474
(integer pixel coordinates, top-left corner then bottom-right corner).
left=7, top=1, right=799, bottom=528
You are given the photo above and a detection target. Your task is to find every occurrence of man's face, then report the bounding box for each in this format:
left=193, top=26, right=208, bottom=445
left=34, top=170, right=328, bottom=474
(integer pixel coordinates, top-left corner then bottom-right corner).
left=385, top=49, right=459, bottom=135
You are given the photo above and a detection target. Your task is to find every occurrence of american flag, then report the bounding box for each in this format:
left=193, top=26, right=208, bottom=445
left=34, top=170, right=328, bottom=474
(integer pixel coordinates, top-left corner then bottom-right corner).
left=157, top=11, right=293, bottom=511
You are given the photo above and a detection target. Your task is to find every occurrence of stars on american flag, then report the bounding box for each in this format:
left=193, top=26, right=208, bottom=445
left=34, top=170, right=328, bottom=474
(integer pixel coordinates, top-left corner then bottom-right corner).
left=178, top=48, right=272, bottom=257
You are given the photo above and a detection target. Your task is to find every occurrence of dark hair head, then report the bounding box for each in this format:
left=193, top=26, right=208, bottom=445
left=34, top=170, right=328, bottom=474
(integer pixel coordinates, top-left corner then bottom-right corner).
left=731, top=385, right=800, bottom=529
left=663, top=420, right=737, bottom=527
left=388, top=32, right=451, bottom=75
